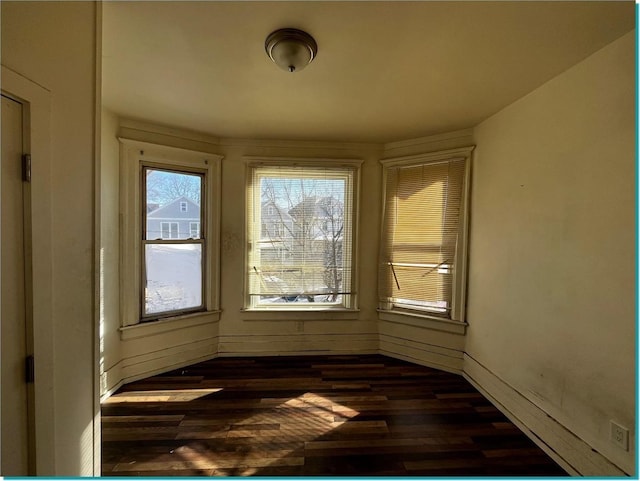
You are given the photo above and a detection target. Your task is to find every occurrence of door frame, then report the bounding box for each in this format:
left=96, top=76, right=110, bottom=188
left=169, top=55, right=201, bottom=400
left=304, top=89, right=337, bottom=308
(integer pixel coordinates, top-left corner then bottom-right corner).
left=1, top=90, right=34, bottom=475
left=1, top=65, right=55, bottom=474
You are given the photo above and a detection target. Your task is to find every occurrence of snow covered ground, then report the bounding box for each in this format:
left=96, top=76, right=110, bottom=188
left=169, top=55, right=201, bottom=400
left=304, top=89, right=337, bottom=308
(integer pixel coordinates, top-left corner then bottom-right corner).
left=145, top=244, right=202, bottom=315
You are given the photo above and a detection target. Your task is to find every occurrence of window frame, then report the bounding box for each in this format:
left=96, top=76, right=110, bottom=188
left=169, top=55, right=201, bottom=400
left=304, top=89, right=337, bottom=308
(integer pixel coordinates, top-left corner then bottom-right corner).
left=378, top=146, right=473, bottom=323
left=244, top=157, right=362, bottom=312
left=119, top=138, right=222, bottom=326
left=141, top=165, right=205, bottom=320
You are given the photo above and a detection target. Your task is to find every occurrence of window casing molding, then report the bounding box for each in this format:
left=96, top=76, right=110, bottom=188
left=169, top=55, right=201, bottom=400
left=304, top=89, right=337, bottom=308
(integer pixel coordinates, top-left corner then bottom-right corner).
left=243, top=156, right=362, bottom=312
left=378, top=146, right=474, bottom=323
left=119, top=138, right=222, bottom=327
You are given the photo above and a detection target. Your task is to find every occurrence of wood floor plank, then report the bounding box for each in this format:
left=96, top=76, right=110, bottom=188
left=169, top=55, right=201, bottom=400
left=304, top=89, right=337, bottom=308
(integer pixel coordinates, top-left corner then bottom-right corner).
left=102, top=354, right=567, bottom=476
left=102, top=414, right=185, bottom=423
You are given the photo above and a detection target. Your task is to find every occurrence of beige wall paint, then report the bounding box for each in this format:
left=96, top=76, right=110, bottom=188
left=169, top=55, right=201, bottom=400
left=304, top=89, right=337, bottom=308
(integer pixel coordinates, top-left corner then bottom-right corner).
left=100, top=109, right=121, bottom=393
left=467, top=31, right=635, bottom=475
left=1, top=1, right=98, bottom=475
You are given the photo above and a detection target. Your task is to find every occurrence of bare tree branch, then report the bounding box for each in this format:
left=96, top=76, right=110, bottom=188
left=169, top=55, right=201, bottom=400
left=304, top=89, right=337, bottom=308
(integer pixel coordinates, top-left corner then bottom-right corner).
left=147, top=169, right=201, bottom=206
left=258, top=177, right=345, bottom=303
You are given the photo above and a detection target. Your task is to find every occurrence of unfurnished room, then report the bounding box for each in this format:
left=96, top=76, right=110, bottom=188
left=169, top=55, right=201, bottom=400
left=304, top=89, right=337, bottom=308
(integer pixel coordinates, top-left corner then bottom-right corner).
left=0, top=1, right=636, bottom=476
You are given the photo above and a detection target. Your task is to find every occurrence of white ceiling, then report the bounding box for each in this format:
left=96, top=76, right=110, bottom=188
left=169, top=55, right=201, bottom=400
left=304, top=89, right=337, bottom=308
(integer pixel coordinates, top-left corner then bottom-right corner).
left=102, top=1, right=634, bottom=143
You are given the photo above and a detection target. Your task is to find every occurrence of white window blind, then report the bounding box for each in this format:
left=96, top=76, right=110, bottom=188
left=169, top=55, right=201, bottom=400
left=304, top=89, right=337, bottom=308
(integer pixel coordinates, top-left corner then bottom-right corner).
left=247, top=164, right=355, bottom=308
left=379, top=155, right=468, bottom=319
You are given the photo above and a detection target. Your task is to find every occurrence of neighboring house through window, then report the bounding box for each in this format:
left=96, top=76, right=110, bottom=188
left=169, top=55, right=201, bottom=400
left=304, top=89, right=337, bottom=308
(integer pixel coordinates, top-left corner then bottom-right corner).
left=143, top=169, right=204, bottom=318
left=378, top=147, right=473, bottom=322
left=246, top=159, right=361, bottom=310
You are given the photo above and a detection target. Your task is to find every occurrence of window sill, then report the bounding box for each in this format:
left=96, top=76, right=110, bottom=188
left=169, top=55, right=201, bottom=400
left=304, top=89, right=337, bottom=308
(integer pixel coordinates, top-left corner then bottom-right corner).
left=377, top=308, right=467, bottom=335
left=241, top=308, right=360, bottom=321
left=119, top=310, right=221, bottom=340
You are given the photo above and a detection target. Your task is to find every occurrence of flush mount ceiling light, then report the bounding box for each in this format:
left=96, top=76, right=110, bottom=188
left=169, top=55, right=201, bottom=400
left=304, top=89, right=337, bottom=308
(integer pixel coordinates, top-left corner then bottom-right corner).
left=265, top=28, right=318, bottom=73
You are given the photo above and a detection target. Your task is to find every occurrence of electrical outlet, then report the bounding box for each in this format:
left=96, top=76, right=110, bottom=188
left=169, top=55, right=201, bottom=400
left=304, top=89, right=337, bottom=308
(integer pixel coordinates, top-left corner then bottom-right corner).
left=610, top=420, right=629, bottom=451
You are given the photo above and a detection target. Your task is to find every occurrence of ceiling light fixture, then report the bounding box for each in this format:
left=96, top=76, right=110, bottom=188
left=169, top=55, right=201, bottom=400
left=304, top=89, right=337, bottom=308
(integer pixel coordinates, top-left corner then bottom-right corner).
left=265, top=28, right=318, bottom=73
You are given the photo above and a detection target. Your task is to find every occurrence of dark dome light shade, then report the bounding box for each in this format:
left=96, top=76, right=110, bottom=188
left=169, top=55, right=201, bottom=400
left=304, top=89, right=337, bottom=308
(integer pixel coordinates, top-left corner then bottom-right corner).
left=265, top=28, right=318, bottom=73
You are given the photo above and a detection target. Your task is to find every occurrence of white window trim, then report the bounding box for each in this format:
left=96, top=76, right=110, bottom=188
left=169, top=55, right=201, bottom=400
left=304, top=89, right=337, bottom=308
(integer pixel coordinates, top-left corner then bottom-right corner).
left=243, top=156, right=362, bottom=312
left=180, top=201, right=188, bottom=212
left=119, top=138, right=222, bottom=327
left=379, top=146, right=474, bottom=323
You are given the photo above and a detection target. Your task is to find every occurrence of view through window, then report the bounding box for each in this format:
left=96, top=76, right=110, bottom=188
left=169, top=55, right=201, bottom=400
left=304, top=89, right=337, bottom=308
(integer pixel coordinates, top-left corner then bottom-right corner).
left=248, top=166, right=355, bottom=308
left=143, top=167, right=204, bottom=318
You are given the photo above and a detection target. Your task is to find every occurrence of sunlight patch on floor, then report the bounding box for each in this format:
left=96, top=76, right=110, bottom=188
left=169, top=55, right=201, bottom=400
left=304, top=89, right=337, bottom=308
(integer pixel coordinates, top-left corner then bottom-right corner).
left=104, top=388, right=223, bottom=403
left=112, top=392, right=361, bottom=475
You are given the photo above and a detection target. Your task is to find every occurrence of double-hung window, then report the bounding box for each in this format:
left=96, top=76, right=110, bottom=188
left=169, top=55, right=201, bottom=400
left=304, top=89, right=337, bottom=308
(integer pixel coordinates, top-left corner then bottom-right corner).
left=378, top=147, right=473, bottom=322
left=246, top=159, right=360, bottom=310
left=143, top=167, right=204, bottom=318
left=119, top=139, right=222, bottom=325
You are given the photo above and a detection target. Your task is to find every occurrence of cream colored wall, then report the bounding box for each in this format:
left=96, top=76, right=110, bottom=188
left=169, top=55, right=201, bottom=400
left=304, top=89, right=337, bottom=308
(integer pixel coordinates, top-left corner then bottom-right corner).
left=100, top=109, right=121, bottom=394
left=1, top=1, right=98, bottom=475
left=466, top=31, right=635, bottom=475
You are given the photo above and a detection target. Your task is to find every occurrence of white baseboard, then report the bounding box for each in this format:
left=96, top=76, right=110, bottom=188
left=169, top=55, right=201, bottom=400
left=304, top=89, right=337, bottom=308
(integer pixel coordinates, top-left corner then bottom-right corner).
left=379, top=349, right=463, bottom=375
left=218, top=333, right=378, bottom=357
left=463, top=353, right=628, bottom=477
left=102, top=339, right=218, bottom=399
left=379, top=333, right=464, bottom=373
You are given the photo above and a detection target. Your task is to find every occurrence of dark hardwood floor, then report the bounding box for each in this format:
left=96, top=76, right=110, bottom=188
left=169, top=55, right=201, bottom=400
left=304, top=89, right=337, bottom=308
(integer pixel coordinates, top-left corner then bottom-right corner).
left=102, top=354, right=568, bottom=476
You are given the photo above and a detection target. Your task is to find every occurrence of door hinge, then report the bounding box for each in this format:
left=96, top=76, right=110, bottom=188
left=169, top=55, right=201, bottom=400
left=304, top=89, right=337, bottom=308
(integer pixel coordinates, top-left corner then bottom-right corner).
left=25, top=355, right=35, bottom=384
left=22, top=154, right=31, bottom=183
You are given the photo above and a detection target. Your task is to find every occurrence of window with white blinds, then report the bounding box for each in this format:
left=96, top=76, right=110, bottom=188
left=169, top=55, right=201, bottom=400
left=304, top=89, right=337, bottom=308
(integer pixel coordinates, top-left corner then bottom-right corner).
left=246, top=162, right=359, bottom=309
left=379, top=147, right=472, bottom=321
